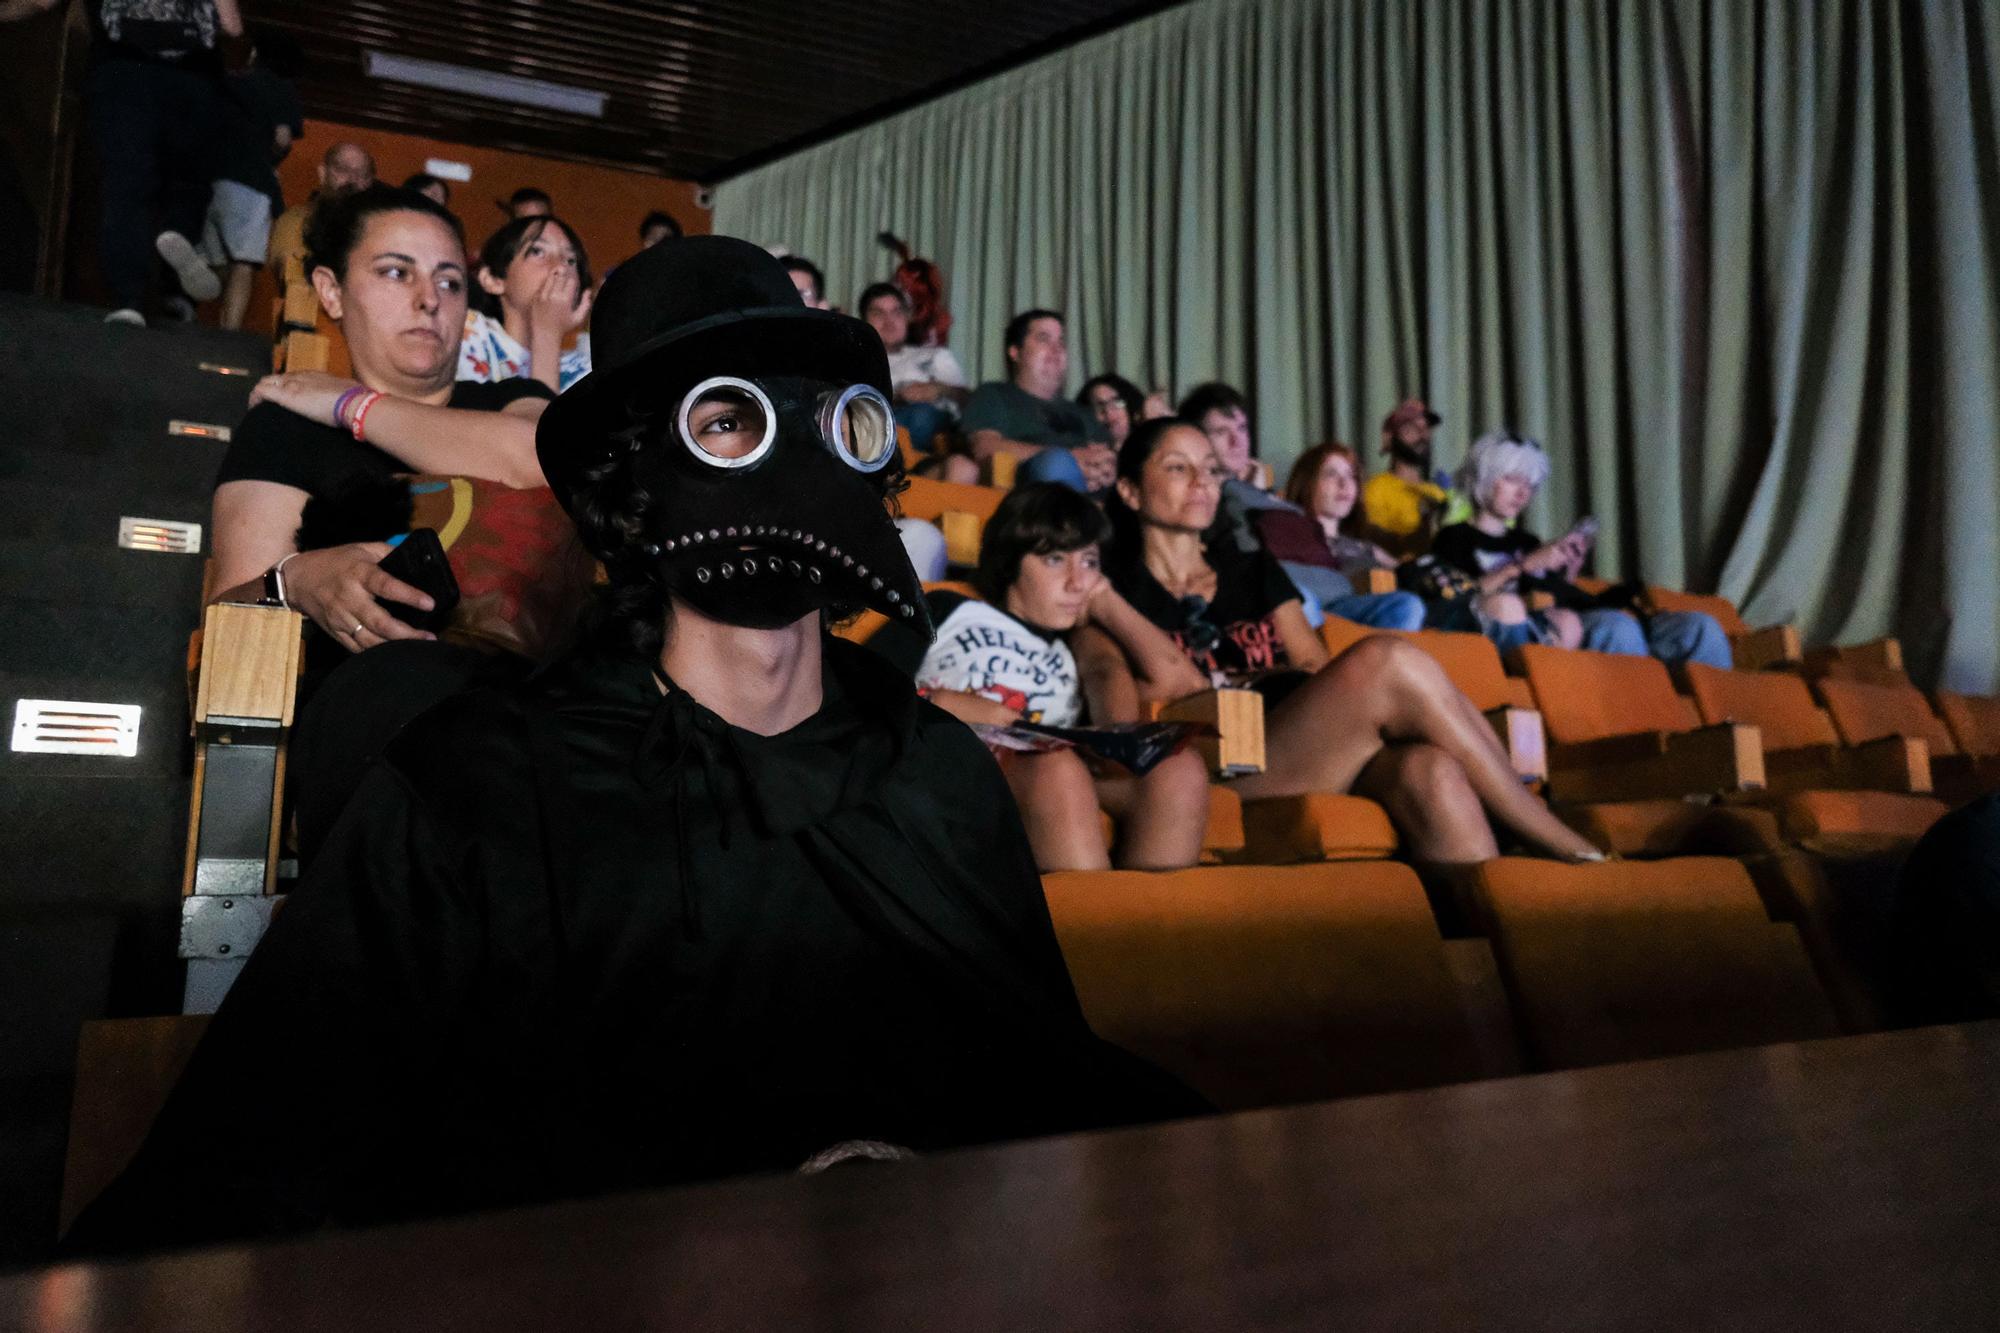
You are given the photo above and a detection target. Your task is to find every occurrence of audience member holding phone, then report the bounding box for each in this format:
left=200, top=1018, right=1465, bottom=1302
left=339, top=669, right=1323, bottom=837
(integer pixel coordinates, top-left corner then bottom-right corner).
left=204, top=182, right=596, bottom=855
left=1430, top=431, right=1730, bottom=667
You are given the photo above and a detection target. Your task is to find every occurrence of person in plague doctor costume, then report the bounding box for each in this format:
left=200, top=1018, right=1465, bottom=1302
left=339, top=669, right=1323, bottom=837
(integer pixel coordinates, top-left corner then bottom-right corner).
left=71, top=237, right=1203, bottom=1255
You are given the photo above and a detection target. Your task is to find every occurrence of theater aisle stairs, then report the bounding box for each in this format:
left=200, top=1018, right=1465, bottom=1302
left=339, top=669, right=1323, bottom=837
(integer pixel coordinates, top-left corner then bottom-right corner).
left=0, top=294, right=261, bottom=1267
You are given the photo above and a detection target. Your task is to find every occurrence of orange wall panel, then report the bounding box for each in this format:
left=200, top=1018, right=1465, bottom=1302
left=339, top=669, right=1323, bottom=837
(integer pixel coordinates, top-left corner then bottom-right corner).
left=258, top=118, right=711, bottom=334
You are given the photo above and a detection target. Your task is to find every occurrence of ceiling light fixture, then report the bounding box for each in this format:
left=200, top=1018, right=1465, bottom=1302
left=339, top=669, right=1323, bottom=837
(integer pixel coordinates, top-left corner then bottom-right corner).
left=363, top=52, right=607, bottom=118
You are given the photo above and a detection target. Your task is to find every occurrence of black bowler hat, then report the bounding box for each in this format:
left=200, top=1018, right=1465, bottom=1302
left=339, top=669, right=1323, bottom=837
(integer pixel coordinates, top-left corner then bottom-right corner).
left=535, top=235, right=890, bottom=502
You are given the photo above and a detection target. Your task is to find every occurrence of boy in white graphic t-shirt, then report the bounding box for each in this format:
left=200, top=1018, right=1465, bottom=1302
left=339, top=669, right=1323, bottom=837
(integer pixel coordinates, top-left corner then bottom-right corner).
left=895, top=484, right=1213, bottom=873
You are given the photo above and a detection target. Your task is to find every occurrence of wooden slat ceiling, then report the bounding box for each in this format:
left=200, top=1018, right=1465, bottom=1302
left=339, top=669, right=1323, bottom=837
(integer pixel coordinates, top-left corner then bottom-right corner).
left=251, top=0, right=1168, bottom=183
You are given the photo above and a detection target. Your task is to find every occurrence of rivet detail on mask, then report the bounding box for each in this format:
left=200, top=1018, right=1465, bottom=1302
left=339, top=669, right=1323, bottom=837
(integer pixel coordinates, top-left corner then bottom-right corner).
left=808, top=567, right=823, bottom=584
left=741, top=560, right=756, bottom=577
left=842, top=556, right=854, bottom=568
left=886, top=590, right=899, bottom=602
left=662, top=539, right=677, bottom=553
left=767, top=556, right=783, bottom=574
left=899, top=604, right=915, bottom=617
left=872, top=578, right=885, bottom=591
left=708, top=528, right=721, bottom=541
left=829, top=546, right=842, bottom=559
left=814, top=540, right=827, bottom=553
left=787, top=560, right=802, bottom=577
left=641, top=543, right=661, bottom=557
left=695, top=567, right=712, bottom=584
left=688, top=531, right=704, bottom=545
left=726, top=526, right=738, bottom=538
left=719, top=562, right=735, bottom=579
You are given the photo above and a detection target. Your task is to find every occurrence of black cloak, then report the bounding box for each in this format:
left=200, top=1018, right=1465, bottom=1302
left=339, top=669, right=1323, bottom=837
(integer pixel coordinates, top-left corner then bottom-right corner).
left=68, top=634, right=1202, bottom=1254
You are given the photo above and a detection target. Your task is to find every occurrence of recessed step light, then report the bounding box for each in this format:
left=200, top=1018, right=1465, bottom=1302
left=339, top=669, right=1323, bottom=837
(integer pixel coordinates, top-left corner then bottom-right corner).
left=168, top=420, right=232, bottom=442
left=119, top=516, right=203, bottom=554
left=198, top=362, right=253, bottom=377
left=10, top=699, right=141, bottom=757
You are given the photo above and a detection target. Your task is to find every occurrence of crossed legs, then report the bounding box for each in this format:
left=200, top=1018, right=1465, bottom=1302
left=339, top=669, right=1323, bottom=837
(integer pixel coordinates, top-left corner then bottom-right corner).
left=1229, top=635, right=1602, bottom=863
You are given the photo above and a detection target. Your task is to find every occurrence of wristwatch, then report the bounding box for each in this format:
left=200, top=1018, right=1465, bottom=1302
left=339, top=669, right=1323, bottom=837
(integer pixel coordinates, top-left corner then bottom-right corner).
left=260, top=553, right=298, bottom=608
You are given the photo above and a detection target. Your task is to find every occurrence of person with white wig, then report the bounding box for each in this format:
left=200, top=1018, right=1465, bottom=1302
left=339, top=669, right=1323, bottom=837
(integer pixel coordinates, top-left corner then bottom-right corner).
left=1429, top=431, right=1731, bottom=668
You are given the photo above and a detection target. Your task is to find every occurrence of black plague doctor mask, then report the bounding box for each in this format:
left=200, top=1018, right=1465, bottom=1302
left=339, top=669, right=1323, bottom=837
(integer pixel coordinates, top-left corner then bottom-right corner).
left=535, top=235, right=931, bottom=638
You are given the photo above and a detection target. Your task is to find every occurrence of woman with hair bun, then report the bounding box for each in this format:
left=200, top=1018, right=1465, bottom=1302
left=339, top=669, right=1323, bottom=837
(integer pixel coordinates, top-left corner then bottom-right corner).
left=1101, top=417, right=1606, bottom=867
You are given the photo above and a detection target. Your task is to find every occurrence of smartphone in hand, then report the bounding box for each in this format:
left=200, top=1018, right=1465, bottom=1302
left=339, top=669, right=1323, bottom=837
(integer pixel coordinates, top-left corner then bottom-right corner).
left=376, top=528, right=460, bottom=632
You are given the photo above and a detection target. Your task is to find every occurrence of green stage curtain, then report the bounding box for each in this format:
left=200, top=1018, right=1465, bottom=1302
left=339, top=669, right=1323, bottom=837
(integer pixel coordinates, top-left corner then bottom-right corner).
left=716, top=0, right=2000, bottom=691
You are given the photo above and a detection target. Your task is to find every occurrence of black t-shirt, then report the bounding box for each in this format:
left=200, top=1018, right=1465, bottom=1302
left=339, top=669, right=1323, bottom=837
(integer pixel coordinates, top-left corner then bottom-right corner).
left=1430, top=521, right=1591, bottom=608
left=215, top=379, right=552, bottom=511
left=219, top=67, right=305, bottom=199
left=1107, top=544, right=1300, bottom=678
left=215, top=379, right=553, bottom=676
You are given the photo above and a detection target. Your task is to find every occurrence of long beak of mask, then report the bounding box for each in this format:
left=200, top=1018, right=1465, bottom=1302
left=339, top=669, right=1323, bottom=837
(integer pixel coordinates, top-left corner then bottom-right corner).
left=624, top=374, right=932, bottom=637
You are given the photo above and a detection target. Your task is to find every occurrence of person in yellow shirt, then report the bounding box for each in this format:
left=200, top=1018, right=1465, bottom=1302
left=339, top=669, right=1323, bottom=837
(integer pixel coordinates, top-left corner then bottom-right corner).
left=1359, top=396, right=1448, bottom=557
left=267, top=141, right=375, bottom=276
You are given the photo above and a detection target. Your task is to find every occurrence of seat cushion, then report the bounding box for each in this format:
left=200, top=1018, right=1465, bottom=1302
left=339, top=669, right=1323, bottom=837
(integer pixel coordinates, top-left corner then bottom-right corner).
left=1559, top=799, right=1783, bottom=858
left=1045, top=863, right=1484, bottom=1107
left=1766, top=790, right=1949, bottom=843
left=1472, top=856, right=1840, bottom=1069
left=1234, top=793, right=1399, bottom=862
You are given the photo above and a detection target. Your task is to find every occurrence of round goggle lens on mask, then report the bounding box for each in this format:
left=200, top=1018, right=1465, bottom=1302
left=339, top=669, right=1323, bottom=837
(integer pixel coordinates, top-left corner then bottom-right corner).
left=677, top=377, right=776, bottom=469
left=820, top=385, right=896, bottom=472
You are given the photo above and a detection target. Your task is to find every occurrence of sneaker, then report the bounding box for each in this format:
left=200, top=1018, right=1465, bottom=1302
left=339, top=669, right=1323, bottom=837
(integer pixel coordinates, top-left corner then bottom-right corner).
left=155, top=230, right=221, bottom=302
left=104, top=307, right=146, bottom=326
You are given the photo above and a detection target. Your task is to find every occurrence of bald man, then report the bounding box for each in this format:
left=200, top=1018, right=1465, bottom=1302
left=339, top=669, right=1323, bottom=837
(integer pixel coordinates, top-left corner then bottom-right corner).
left=267, top=141, right=377, bottom=277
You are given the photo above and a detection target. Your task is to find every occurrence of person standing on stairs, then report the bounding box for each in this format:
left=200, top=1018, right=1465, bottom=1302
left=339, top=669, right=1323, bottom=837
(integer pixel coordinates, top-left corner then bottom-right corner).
left=79, top=0, right=244, bottom=325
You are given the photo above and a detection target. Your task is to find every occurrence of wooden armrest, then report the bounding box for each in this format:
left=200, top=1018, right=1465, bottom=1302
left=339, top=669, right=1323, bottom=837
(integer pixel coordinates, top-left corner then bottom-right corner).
left=280, top=330, right=330, bottom=373
left=280, top=280, right=320, bottom=331
left=1365, top=568, right=1397, bottom=595
left=1158, top=688, right=1265, bottom=777
left=982, top=453, right=1018, bottom=489
left=1763, top=736, right=1931, bottom=796
left=1485, top=706, right=1547, bottom=783
left=193, top=602, right=305, bottom=729
left=1548, top=722, right=1764, bottom=802
left=939, top=511, right=982, bottom=567
left=1730, top=624, right=1802, bottom=672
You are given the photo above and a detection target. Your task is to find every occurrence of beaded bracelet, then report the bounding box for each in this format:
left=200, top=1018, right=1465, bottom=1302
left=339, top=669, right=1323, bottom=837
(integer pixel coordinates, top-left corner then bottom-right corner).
left=349, top=390, right=385, bottom=442
left=331, top=385, right=365, bottom=430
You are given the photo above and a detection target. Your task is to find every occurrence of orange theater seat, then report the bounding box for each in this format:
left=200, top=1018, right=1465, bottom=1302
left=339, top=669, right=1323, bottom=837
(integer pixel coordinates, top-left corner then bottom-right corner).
left=1517, top=644, right=1763, bottom=804
left=1933, top=690, right=2000, bottom=760
left=1558, top=798, right=1783, bottom=859
left=1760, top=789, right=1948, bottom=845
left=1682, top=663, right=1838, bottom=751
left=1233, top=793, right=1399, bottom=863
left=1045, top=863, right=1497, bottom=1108
left=62, top=1016, right=211, bottom=1233
left=1645, top=586, right=1751, bottom=637
left=1681, top=662, right=1937, bottom=801
left=1519, top=645, right=1691, bottom=745
left=1813, top=676, right=1958, bottom=753
left=1320, top=618, right=1534, bottom=712
left=1471, top=857, right=1839, bottom=1070
left=1814, top=676, right=1999, bottom=801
